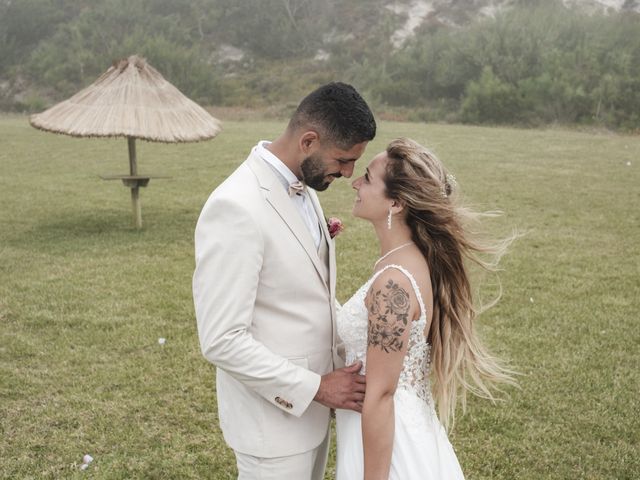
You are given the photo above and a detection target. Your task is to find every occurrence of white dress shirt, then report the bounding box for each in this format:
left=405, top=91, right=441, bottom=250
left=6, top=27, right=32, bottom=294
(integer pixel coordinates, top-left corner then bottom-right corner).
left=255, top=141, right=322, bottom=249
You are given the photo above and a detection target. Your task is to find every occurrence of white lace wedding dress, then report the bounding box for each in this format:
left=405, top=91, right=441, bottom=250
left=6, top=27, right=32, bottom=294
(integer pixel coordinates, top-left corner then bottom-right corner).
left=335, top=265, right=465, bottom=479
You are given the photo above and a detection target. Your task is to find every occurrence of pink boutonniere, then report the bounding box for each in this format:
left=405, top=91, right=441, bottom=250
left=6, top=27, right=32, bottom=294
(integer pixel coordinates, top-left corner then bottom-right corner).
left=327, top=217, right=344, bottom=239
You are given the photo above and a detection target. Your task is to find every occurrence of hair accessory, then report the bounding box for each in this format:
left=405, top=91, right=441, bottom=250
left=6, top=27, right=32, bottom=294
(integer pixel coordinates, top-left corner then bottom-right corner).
left=387, top=207, right=393, bottom=230
left=441, top=173, right=457, bottom=198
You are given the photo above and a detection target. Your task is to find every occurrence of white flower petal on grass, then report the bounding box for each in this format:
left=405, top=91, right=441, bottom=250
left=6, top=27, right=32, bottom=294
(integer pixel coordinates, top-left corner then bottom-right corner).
left=83, top=454, right=94, bottom=464
left=529, top=297, right=534, bottom=303
left=626, top=161, right=631, bottom=166
left=158, top=338, right=166, bottom=345
left=80, top=464, right=89, bottom=470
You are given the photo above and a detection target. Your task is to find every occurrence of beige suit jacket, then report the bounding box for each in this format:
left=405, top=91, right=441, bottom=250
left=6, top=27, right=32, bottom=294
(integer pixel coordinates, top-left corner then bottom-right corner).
left=193, top=149, right=340, bottom=457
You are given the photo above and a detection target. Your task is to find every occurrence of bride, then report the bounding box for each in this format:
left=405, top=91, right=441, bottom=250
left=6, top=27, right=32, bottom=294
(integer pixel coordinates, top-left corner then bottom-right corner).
left=335, top=138, right=516, bottom=479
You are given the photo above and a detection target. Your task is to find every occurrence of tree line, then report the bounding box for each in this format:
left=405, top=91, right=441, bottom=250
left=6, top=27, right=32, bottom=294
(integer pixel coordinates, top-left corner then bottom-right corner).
left=0, top=0, right=638, bottom=129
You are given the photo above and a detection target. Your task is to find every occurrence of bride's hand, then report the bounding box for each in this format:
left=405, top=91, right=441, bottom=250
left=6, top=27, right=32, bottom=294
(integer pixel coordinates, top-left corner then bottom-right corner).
left=314, top=362, right=366, bottom=412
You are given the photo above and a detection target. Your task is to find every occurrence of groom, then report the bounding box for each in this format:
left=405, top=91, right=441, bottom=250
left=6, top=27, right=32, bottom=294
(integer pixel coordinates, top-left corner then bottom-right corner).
left=193, top=82, right=376, bottom=479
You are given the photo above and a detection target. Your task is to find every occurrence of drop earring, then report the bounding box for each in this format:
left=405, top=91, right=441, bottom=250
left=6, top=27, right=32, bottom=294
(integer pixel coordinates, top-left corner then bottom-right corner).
left=387, top=207, right=392, bottom=230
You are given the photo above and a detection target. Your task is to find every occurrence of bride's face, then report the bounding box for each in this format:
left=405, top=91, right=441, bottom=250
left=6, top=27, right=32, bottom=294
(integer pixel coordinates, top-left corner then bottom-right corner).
left=351, top=152, right=391, bottom=222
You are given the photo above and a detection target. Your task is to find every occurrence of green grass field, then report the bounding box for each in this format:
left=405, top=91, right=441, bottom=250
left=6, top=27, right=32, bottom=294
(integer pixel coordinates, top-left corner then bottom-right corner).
left=1, top=115, right=638, bottom=479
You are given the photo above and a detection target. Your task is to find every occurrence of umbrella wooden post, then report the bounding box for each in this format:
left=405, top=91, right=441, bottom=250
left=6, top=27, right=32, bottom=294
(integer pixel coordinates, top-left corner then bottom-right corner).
left=128, top=137, right=142, bottom=229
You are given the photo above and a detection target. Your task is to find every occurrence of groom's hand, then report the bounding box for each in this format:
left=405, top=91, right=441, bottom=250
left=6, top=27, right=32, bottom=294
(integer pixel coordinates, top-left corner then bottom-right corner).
left=314, top=362, right=366, bottom=412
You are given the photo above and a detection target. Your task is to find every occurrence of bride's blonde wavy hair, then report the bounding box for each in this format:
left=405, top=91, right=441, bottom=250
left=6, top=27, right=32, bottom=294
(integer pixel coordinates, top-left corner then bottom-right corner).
left=384, top=137, right=517, bottom=430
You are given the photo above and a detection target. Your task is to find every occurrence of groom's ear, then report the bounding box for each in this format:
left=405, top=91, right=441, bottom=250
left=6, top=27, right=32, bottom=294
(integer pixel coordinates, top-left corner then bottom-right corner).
left=299, top=130, right=320, bottom=153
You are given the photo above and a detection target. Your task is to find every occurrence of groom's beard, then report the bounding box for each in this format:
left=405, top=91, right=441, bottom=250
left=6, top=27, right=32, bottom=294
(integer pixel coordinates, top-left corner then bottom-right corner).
left=301, top=153, right=339, bottom=191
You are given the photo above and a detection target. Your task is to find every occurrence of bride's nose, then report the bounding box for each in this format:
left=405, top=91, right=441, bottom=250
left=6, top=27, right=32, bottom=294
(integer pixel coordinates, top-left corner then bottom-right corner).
left=352, top=177, right=361, bottom=189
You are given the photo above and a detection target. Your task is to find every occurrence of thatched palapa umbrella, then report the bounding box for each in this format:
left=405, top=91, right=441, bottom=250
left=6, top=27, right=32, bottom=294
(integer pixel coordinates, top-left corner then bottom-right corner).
left=30, top=55, right=222, bottom=228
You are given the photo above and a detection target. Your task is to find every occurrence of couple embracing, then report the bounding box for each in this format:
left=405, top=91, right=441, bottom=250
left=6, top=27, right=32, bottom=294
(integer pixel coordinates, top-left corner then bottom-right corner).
left=193, top=83, right=514, bottom=479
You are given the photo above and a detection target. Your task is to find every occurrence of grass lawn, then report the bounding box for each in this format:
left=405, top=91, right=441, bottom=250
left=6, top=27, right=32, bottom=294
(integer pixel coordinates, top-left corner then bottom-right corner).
left=1, top=115, right=638, bottom=479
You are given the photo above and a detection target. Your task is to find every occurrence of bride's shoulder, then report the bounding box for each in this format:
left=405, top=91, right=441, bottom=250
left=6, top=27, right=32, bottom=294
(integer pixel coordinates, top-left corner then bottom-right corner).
left=370, top=264, right=418, bottom=288
left=365, top=266, right=420, bottom=320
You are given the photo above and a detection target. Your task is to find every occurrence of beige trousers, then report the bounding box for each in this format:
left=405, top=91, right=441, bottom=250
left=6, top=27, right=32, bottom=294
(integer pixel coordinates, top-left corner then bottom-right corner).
left=235, top=427, right=330, bottom=480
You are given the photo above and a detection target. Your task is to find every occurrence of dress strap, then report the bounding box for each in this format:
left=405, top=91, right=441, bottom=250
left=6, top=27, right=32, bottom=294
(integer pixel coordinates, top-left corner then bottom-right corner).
left=369, top=264, right=427, bottom=321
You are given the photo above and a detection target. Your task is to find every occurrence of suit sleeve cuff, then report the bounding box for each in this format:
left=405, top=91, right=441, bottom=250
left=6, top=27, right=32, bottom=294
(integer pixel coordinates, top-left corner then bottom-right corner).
left=270, top=368, right=321, bottom=418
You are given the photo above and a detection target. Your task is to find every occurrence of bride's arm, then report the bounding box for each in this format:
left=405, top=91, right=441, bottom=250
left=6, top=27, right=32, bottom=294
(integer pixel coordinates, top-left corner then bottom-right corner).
left=361, top=270, right=418, bottom=480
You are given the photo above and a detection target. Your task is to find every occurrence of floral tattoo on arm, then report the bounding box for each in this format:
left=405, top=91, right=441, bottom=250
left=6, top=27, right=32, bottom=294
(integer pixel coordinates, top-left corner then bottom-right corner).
left=366, top=279, right=411, bottom=353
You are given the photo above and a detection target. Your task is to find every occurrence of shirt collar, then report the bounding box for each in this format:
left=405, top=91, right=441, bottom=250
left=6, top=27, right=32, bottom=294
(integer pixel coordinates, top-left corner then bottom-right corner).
left=255, top=141, right=299, bottom=186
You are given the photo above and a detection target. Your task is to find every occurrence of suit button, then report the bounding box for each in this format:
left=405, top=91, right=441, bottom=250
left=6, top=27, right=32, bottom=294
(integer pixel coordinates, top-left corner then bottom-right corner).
left=275, top=396, right=293, bottom=409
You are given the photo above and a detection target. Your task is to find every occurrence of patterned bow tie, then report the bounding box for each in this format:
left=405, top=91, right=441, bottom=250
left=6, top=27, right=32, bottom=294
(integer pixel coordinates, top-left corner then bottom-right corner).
left=288, top=181, right=306, bottom=197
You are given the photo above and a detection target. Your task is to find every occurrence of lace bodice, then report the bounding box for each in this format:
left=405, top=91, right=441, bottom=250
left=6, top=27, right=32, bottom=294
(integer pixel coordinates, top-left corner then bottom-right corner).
left=337, top=265, right=433, bottom=406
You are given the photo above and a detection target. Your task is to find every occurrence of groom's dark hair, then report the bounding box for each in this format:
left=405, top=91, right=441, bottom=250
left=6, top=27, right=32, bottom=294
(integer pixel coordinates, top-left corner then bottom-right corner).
left=288, top=82, right=376, bottom=149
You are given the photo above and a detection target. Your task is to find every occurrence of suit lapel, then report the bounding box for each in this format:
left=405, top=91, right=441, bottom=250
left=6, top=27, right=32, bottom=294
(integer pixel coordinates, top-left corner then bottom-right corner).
left=307, top=188, right=337, bottom=350
left=308, top=189, right=333, bottom=291
left=247, top=153, right=327, bottom=285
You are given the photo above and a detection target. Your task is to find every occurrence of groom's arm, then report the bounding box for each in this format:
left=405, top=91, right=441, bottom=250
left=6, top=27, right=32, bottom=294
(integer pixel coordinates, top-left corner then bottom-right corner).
left=193, top=196, right=320, bottom=417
